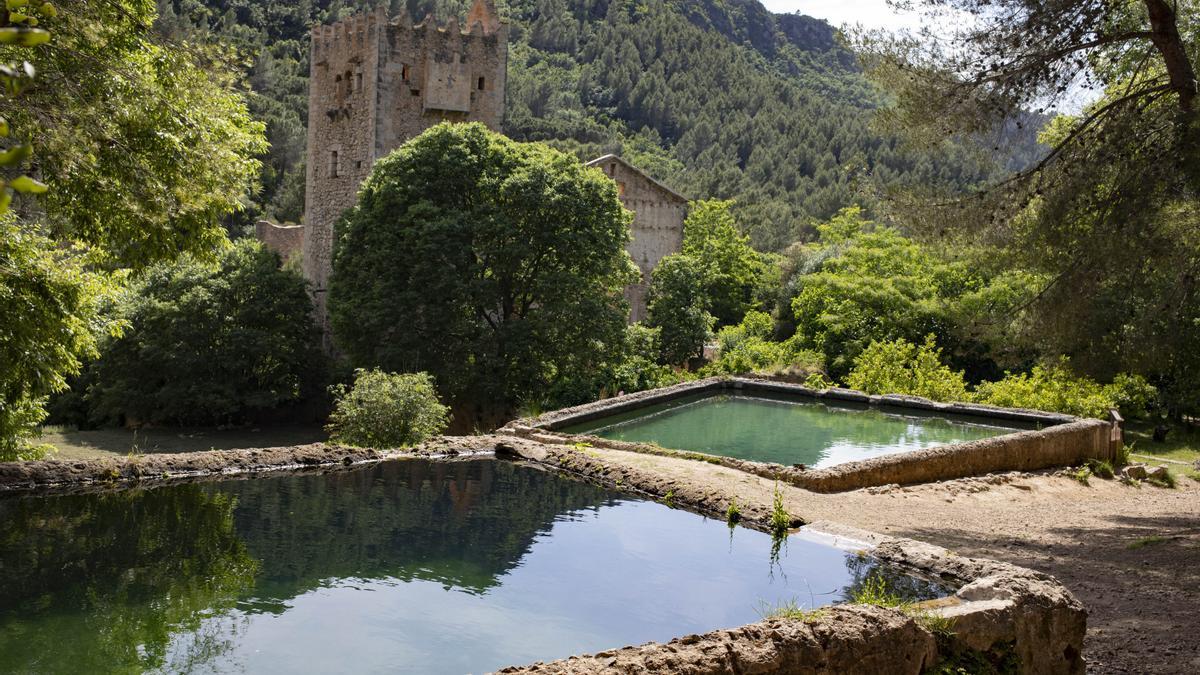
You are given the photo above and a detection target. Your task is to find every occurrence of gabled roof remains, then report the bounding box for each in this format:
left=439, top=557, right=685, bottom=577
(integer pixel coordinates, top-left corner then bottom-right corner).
left=586, top=154, right=689, bottom=203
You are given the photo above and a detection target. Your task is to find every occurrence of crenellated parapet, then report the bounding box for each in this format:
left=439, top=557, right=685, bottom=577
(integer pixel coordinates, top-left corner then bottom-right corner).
left=301, top=0, right=509, bottom=346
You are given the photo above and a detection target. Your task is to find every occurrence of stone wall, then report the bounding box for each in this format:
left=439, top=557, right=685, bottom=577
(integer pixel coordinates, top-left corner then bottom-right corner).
left=303, top=1, right=507, bottom=339
left=506, top=377, right=1122, bottom=492
left=254, top=220, right=303, bottom=264
left=586, top=155, right=688, bottom=322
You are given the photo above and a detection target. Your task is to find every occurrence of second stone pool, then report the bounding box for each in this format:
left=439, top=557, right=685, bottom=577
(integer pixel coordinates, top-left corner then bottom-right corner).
left=564, top=393, right=1026, bottom=468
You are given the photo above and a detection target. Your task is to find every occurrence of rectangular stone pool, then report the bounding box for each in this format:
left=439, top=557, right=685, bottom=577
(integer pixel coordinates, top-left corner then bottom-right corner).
left=564, top=393, right=1028, bottom=469
left=0, top=459, right=944, bottom=674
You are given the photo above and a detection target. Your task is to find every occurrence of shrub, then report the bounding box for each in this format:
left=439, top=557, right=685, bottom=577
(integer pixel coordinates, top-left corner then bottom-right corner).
left=705, top=312, right=825, bottom=378
left=84, top=240, right=325, bottom=426
left=845, top=336, right=969, bottom=402
left=326, top=370, right=449, bottom=448
left=972, top=359, right=1153, bottom=419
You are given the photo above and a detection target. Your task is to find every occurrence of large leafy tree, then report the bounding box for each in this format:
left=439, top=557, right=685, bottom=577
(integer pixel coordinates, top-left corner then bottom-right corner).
left=329, top=122, right=636, bottom=425
left=7, top=0, right=267, bottom=268
left=860, top=0, right=1200, bottom=414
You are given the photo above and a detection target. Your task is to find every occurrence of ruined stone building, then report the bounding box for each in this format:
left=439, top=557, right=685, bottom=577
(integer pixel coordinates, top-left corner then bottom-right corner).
left=302, top=0, right=508, bottom=328
left=291, top=1, right=687, bottom=332
left=586, top=155, right=688, bottom=322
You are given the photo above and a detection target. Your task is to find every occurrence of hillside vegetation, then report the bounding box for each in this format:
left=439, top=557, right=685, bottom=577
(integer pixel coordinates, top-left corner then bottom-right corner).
left=156, top=0, right=1039, bottom=249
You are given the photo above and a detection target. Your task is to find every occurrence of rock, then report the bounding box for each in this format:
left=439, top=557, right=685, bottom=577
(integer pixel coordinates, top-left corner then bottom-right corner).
left=1147, top=466, right=1170, bottom=481
left=1123, top=464, right=1148, bottom=480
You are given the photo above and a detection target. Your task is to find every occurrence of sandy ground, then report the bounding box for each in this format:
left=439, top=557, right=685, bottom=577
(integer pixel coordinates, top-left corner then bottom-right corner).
left=582, top=448, right=1200, bottom=674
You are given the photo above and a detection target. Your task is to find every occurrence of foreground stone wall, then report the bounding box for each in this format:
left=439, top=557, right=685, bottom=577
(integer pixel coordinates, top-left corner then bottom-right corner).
left=507, top=377, right=1121, bottom=492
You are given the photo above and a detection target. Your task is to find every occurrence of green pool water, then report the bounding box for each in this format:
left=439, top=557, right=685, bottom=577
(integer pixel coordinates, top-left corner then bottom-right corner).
left=565, top=393, right=1024, bottom=468
left=0, top=459, right=944, bottom=674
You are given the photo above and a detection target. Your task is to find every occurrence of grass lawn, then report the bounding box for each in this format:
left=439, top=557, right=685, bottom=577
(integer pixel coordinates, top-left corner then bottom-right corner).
left=36, top=425, right=327, bottom=461
left=1124, top=422, right=1200, bottom=481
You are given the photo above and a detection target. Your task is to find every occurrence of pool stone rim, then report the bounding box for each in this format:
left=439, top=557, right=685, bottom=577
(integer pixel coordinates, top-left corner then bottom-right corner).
left=501, top=377, right=1124, bottom=493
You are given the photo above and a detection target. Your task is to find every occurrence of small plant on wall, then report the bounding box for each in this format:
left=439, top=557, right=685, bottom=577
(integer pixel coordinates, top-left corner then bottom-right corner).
left=326, top=370, right=449, bottom=448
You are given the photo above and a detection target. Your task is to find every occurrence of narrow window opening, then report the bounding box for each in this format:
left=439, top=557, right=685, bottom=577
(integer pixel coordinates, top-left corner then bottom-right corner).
left=345, top=70, right=353, bottom=92
left=355, top=72, right=363, bottom=91
left=329, top=150, right=339, bottom=178
left=411, top=88, right=421, bottom=96
left=402, top=63, right=410, bottom=80
left=477, top=76, right=486, bottom=91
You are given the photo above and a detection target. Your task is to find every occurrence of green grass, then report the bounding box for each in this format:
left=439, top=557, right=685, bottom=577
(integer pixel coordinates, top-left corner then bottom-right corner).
left=1126, top=535, right=1170, bottom=550
left=726, top=498, right=741, bottom=526
left=755, top=597, right=827, bottom=622
left=1086, top=459, right=1115, bottom=479
left=1070, top=467, right=1091, bottom=485
left=850, top=574, right=957, bottom=638
left=769, top=483, right=791, bottom=537
left=1124, top=422, right=1200, bottom=479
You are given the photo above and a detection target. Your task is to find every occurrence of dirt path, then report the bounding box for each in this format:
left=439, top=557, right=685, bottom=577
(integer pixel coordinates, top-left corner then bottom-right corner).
left=563, top=447, right=1200, bottom=674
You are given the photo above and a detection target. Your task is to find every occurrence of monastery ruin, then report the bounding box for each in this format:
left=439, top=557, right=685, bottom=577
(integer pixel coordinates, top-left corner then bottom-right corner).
left=260, top=1, right=688, bottom=331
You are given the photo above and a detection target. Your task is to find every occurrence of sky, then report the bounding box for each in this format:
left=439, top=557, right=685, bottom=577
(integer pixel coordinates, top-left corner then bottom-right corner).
left=760, top=0, right=925, bottom=32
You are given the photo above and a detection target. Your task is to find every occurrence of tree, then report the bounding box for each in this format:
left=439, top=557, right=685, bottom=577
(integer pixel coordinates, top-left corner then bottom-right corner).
left=859, top=0, right=1200, bottom=415
left=784, top=207, right=1040, bottom=380
left=1, top=1, right=267, bottom=454
left=646, top=254, right=716, bottom=365
left=6, top=0, right=266, bottom=268
left=329, top=122, right=636, bottom=425
left=680, top=199, right=766, bottom=327
left=0, top=221, right=112, bottom=460
left=85, top=241, right=325, bottom=427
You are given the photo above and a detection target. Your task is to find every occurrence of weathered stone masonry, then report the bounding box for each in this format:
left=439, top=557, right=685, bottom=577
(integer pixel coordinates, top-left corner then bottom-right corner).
left=587, top=155, right=688, bottom=322
left=302, top=0, right=508, bottom=332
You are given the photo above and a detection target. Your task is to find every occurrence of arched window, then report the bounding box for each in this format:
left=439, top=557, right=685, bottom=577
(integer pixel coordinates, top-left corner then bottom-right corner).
left=402, top=64, right=410, bottom=80
left=345, top=70, right=353, bottom=92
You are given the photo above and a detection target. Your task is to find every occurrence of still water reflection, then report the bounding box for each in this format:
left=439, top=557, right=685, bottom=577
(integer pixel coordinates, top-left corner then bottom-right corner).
left=0, top=459, right=943, bottom=674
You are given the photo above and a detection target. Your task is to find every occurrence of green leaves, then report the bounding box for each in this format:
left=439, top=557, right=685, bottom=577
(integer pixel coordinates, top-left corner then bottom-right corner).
left=0, top=27, right=49, bottom=46
left=9, top=175, right=46, bottom=193
left=329, top=123, right=633, bottom=419
left=84, top=241, right=325, bottom=427
left=326, top=370, right=449, bottom=448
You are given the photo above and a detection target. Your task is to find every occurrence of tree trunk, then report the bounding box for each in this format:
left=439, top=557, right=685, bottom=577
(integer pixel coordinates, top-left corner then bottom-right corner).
left=1144, top=0, right=1198, bottom=113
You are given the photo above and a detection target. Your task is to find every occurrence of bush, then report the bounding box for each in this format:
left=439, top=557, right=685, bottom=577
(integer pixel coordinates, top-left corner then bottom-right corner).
left=705, top=312, right=825, bottom=378
left=846, top=336, right=969, bottom=402
left=973, top=361, right=1107, bottom=417
left=84, top=240, right=325, bottom=427
left=326, top=370, right=449, bottom=448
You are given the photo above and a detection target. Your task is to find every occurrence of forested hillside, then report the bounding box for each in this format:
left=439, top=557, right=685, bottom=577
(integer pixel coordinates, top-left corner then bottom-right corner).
left=155, top=0, right=1040, bottom=249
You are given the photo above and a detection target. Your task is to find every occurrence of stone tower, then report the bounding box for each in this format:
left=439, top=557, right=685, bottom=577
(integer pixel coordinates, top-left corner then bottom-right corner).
left=302, top=1, right=508, bottom=331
